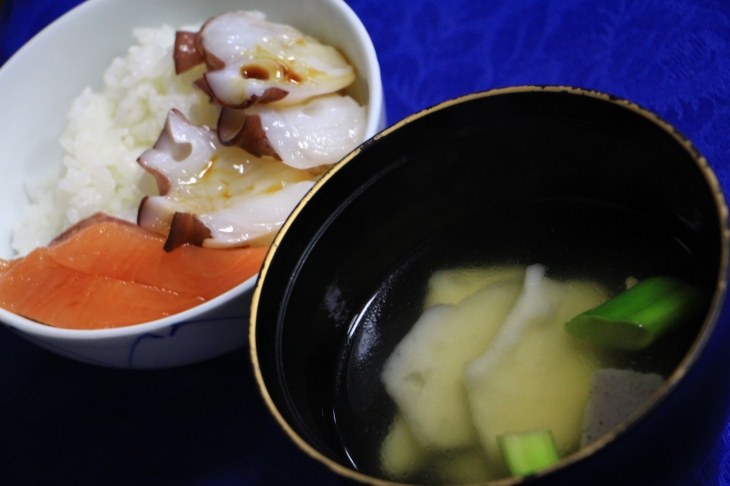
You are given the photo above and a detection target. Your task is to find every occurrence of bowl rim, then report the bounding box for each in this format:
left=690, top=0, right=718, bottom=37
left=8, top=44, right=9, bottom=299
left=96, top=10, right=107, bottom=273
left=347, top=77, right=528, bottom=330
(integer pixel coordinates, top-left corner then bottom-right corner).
left=0, top=0, right=383, bottom=341
left=249, top=84, right=730, bottom=485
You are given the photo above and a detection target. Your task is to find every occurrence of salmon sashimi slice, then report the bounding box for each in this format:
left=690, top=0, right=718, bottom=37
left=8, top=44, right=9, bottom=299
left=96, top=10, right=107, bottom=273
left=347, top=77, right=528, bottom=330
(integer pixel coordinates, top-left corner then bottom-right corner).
left=0, top=213, right=267, bottom=329
left=0, top=251, right=205, bottom=329
left=46, top=213, right=267, bottom=300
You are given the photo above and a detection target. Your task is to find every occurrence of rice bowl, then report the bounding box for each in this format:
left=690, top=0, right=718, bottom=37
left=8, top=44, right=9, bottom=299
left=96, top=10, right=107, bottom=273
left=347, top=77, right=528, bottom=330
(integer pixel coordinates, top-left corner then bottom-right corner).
left=0, top=0, right=384, bottom=368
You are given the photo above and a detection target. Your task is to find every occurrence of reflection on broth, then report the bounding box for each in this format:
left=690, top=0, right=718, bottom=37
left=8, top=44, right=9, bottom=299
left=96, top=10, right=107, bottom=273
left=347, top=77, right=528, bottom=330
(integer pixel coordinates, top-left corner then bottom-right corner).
left=333, top=199, right=709, bottom=484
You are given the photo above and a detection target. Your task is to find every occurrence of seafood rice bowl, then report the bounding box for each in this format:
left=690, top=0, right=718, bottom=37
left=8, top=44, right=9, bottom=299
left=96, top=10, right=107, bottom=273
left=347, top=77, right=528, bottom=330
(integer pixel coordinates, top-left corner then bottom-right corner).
left=0, top=0, right=384, bottom=368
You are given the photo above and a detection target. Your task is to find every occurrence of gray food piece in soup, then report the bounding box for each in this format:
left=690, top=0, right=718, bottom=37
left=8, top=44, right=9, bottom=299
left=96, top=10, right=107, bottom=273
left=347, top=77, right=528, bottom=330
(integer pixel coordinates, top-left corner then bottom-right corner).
left=581, top=368, right=664, bottom=446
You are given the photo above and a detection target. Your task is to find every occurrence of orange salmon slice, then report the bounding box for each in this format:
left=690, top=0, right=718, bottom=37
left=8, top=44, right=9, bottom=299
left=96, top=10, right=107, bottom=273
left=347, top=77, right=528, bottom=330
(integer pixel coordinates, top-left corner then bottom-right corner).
left=0, top=214, right=267, bottom=329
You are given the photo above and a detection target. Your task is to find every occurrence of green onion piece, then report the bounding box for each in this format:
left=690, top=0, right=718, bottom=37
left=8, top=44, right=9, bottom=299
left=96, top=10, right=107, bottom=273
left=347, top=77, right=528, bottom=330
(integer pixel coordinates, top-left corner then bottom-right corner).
left=564, top=276, right=707, bottom=351
left=497, top=429, right=560, bottom=477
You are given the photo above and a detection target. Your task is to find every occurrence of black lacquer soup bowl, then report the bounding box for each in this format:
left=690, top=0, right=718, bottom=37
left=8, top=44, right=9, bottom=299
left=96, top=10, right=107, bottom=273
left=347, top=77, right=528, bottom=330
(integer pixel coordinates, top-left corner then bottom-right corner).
left=251, top=86, right=730, bottom=486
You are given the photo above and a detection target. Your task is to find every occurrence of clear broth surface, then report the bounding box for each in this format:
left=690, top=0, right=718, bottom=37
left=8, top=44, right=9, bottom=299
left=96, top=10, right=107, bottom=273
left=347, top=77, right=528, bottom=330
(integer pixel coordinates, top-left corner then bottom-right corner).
left=332, top=199, right=706, bottom=483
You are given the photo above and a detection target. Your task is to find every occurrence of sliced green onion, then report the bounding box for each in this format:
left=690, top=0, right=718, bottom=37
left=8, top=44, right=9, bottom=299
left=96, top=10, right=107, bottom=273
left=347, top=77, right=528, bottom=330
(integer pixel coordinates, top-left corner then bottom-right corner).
left=564, top=276, right=707, bottom=350
left=497, top=429, right=560, bottom=477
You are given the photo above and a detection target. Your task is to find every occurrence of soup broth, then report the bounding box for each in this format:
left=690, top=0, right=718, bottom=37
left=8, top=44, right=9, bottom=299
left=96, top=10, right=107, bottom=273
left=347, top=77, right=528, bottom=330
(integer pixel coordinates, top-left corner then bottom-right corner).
left=332, top=199, right=708, bottom=484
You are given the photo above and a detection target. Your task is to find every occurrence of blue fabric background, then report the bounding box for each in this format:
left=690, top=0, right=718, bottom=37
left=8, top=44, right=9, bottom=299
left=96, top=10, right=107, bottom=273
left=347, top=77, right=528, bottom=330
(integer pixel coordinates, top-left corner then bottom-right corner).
left=1, top=0, right=729, bottom=484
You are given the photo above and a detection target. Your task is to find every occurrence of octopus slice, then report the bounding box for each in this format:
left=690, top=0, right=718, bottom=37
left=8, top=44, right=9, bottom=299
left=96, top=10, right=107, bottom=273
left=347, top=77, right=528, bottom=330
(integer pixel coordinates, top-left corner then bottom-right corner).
left=217, top=93, right=366, bottom=169
left=217, top=107, right=282, bottom=159
left=137, top=109, right=316, bottom=250
left=173, top=31, right=205, bottom=74
left=174, top=11, right=357, bottom=108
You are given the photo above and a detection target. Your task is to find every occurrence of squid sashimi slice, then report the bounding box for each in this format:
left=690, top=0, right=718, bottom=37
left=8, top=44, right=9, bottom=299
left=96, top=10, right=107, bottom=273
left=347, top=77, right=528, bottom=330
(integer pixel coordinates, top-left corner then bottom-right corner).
left=0, top=214, right=267, bottom=329
left=176, top=11, right=356, bottom=108
left=464, top=265, right=611, bottom=477
left=381, top=268, right=525, bottom=451
left=219, top=94, right=366, bottom=169
left=138, top=109, right=317, bottom=249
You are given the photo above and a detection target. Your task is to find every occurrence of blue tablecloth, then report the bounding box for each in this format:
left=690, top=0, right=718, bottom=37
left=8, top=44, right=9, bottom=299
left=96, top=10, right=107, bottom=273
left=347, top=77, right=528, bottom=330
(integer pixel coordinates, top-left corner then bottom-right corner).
left=1, top=0, right=729, bottom=484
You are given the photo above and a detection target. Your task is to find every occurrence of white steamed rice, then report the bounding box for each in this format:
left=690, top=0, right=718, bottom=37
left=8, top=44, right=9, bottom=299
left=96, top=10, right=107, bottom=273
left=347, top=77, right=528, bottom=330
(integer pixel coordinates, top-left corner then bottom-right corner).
left=12, top=24, right=217, bottom=256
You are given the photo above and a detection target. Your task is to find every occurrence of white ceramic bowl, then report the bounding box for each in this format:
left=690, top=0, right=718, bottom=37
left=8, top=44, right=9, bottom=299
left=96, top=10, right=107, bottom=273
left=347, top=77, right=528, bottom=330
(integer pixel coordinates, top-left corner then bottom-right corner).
left=0, top=0, right=385, bottom=369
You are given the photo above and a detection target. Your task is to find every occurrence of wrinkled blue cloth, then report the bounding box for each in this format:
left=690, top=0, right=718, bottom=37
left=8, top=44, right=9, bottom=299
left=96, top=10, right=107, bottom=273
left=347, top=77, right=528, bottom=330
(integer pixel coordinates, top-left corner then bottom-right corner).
left=1, top=0, right=729, bottom=484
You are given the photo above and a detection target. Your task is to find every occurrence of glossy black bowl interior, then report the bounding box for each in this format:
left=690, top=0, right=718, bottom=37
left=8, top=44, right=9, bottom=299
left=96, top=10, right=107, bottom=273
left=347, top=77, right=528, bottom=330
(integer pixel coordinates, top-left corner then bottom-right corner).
left=251, top=86, right=729, bottom=485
